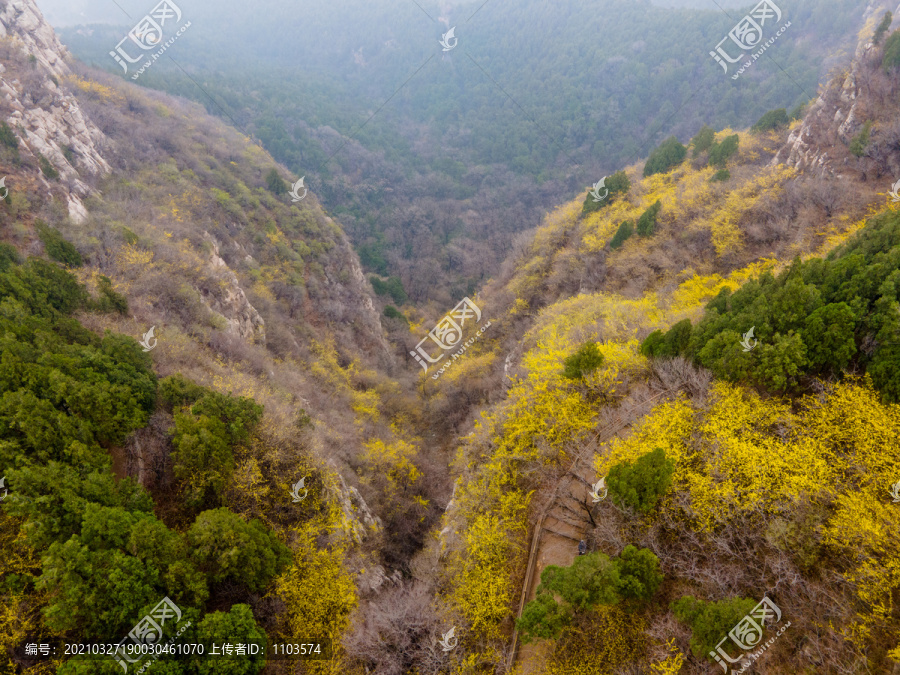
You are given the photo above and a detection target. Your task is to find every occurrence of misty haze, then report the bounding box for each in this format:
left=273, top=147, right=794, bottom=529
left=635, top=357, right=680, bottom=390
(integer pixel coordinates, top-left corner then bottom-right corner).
left=0, top=0, right=899, bottom=674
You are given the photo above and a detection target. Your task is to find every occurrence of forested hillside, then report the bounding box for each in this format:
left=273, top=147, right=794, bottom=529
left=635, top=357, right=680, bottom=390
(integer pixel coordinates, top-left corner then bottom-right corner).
left=0, top=3, right=441, bottom=671
left=2, top=0, right=900, bottom=673
left=399, top=8, right=900, bottom=674
left=56, top=0, right=863, bottom=307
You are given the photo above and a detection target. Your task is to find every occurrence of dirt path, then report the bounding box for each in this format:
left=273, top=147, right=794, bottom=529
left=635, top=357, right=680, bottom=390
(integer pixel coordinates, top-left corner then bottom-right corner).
left=508, top=389, right=677, bottom=673
left=514, top=459, right=596, bottom=674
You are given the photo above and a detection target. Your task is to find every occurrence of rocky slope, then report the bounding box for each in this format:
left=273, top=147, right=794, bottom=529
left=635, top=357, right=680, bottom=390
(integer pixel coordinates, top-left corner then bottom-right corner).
left=0, top=0, right=406, bottom=549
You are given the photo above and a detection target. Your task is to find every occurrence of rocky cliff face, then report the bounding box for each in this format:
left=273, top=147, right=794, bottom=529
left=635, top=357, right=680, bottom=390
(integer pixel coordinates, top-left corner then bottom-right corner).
left=203, top=232, right=267, bottom=343
left=0, top=0, right=109, bottom=221
left=773, top=0, right=900, bottom=177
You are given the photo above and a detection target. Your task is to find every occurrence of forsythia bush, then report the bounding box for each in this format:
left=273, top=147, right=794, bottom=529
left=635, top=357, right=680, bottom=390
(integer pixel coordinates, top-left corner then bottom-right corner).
left=274, top=521, right=358, bottom=674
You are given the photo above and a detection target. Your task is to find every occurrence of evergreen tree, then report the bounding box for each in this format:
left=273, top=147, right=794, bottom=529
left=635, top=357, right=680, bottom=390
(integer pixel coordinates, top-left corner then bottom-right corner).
left=751, top=108, right=789, bottom=133
left=196, top=605, right=267, bottom=674
left=849, top=121, right=873, bottom=157
left=614, top=545, right=664, bottom=601
left=672, top=596, right=758, bottom=658
left=187, top=509, right=291, bottom=592
left=36, top=221, right=82, bottom=267
left=516, top=552, right=620, bottom=643
left=708, top=134, right=739, bottom=167
left=636, top=200, right=662, bottom=236
left=609, top=220, right=634, bottom=250
left=643, top=137, right=687, bottom=177
left=882, top=30, right=900, bottom=73
left=562, top=341, right=604, bottom=380
left=265, top=167, right=288, bottom=195
left=874, top=11, right=893, bottom=44
left=607, top=448, right=674, bottom=513
left=690, top=125, right=716, bottom=157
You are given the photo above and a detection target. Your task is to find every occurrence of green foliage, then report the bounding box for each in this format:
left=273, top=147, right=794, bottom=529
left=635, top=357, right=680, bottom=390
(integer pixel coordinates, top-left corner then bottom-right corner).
left=517, top=552, right=620, bottom=643
left=708, top=134, right=739, bottom=168
left=159, top=373, right=208, bottom=408
left=195, top=605, right=267, bottom=674
left=517, top=547, right=663, bottom=643
left=187, top=509, right=291, bottom=592
left=671, top=596, right=757, bottom=658
left=882, top=29, right=900, bottom=71
left=755, top=330, right=808, bottom=391
left=36, top=221, right=82, bottom=267
left=370, top=275, right=408, bottom=304
left=0, top=242, right=21, bottom=271
left=607, top=448, right=674, bottom=513
left=2, top=257, right=86, bottom=314
left=582, top=170, right=631, bottom=214
left=38, top=153, right=59, bottom=179
left=358, top=239, right=388, bottom=275
left=690, top=125, right=716, bottom=157
left=95, top=275, right=129, bottom=314
left=162, top=377, right=264, bottom=507
left=605, top=170, right=631, bottom=196
left=0, top=258, right=284, bottom=662
left=562, top=341, right=605, bottom=380
left=751, top=108, right=789, bottom=133
left=636, top=200, right=662, bottom=237
left=265, top=168, right=288, bottom=195
left=641, top=318, right=692, bottom=358
left=874, top=12, right=893, bottom=44
left=171, top=413, right=235, bottom=507
left=646, top=212, right=900, bottom=401
left=383, top=304, right=407, bottom=323
left=640, top=329, right=666, bottom=357
left=849, top=121, right=873, bottom=157
left=802, top=302, right=857, bottom=372
left=38, top=504, right=207, bottom=636
left=190, top=390, right=263, bottom=445
left=609, top=220, right=634, bottom=250
left=643, top=137, right=686, bottom=177
left=5, top=462, right=153, bottom=549
left=710, top=168, right=731, bottom=182
left=614, top=545, right=664, bottom=602
left=0, top=121, right=19, bottom=150
left=516, top=593, right=573, bottom=643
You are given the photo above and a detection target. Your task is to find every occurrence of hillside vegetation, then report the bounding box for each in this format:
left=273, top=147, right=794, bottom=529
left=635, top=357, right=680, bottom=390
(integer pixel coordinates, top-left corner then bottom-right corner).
left=411, top=17, right=900, bottom=675
left=2, top=2, right=900, bottom=675
left=58, top=0, right=864, bottom=307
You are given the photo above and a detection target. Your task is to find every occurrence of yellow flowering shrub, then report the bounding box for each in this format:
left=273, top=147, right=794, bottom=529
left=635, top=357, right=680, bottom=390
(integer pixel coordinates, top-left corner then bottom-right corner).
left=274, top=520, right=358, bottom=674
left=363, top=436, right=422, bottom=488
left=650, top=639, right=685, bottom=675
left=546, top=606, right=647, bottom=674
